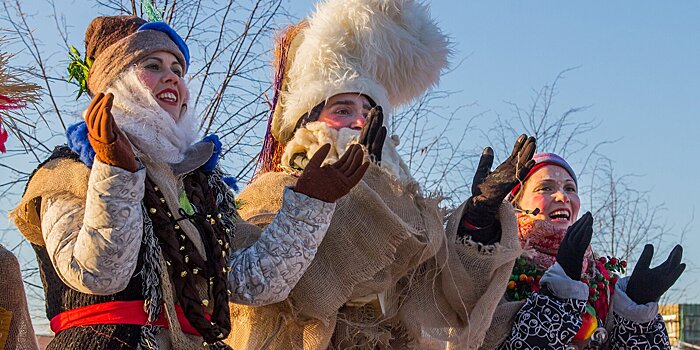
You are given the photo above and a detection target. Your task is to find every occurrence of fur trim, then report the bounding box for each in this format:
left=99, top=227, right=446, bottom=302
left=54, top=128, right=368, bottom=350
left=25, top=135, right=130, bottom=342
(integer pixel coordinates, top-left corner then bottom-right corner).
left=66, top=121, right=96, bottom=168
left=272, top=0, right=450, bottom=143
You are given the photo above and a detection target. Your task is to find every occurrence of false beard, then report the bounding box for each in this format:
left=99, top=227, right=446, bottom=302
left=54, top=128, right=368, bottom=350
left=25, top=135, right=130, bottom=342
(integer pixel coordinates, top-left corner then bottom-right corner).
left=282, top=121, right=413, bottom=182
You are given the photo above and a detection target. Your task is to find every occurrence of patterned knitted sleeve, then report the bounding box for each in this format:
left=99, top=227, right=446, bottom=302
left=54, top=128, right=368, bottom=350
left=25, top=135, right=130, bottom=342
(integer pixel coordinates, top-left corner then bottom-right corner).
left=41, top=159, right=146, bottom=295
left=497, top=292, right=587, bottom=349
left=498, top=263, right=589, bottom=349
left=227, top=187, right=335, bottom=306
left=608, top=277, right=671, bottom=349
left=608, top=313, right=670, bottom=350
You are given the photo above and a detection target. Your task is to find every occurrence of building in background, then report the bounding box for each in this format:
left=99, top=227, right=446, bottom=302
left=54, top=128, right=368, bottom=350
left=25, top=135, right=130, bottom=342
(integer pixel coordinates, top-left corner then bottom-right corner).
left=661, top=304, right=700, bottom=348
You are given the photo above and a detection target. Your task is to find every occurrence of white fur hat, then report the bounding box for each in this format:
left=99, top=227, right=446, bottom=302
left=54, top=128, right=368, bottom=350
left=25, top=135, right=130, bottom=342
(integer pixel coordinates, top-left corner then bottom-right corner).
left=270, top=0, right=450, bottom=144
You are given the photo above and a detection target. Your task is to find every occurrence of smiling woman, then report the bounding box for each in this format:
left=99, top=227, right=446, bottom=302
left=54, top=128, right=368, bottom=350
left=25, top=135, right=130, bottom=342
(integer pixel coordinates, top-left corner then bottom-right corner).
left=135, top=51, right=187, bottom=121
left=512, top=161, right=580, bottom=230
left=466, top=150, right=685, bottom=349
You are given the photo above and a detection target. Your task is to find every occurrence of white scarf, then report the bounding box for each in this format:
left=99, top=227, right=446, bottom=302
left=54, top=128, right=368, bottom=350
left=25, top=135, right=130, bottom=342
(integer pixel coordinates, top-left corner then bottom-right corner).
left=104, top=67, right=198, bottom=164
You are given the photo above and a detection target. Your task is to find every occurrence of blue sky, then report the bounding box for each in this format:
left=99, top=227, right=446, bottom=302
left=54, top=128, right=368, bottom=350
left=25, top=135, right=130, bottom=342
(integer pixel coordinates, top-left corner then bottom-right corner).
left=2, top=2, right=698, bottom=332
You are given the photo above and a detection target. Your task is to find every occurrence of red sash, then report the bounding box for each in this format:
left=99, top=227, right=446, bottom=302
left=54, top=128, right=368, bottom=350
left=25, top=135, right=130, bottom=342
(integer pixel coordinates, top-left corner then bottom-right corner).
left=50, top=300, right=209, bottom=336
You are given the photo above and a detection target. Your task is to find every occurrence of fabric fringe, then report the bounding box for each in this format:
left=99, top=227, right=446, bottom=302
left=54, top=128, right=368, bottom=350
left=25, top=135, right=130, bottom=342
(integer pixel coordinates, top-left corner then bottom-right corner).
left=208, top=169, right=238, bottom=254
left=140, top=205, right=163, bottom=321
left=138, top=325, right=160, bottom=350
left=255, top=22, right=307, bottom=178
left=0, top=52, right=41, bottom=108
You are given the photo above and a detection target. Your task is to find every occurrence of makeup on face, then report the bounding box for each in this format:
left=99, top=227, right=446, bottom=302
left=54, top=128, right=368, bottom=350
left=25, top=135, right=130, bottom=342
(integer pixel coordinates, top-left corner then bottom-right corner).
left=317, top=93, right=371, bottom=130
left=136, top=51, right=187, bottom=121
left=516, top=164, right=581, bottom=230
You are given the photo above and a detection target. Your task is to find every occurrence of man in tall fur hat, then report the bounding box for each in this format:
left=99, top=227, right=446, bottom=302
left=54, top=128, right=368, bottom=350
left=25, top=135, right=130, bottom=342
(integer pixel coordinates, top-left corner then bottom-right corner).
left=10, top=14, right=368, bottom=350
left=226, top=0, right=535, bottom=348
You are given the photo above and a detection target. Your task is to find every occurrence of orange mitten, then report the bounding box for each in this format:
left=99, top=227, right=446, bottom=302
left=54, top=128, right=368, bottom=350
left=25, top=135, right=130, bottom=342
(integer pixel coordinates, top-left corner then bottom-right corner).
left=85, top=93, right=137, bottom=172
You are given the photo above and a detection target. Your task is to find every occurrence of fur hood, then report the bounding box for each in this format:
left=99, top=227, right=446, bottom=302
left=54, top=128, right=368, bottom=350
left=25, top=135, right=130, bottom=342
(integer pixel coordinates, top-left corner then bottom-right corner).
left=271, top=0, right=450, bottom=143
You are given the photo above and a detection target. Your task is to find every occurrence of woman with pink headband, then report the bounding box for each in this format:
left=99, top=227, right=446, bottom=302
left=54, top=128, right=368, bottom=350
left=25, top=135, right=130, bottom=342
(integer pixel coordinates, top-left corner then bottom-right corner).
left=459, top=139, right=684, bottom=349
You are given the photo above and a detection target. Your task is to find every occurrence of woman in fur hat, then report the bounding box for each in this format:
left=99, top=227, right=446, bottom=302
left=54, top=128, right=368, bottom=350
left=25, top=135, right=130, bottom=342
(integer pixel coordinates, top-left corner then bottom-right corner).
left=11, top=15, right=368, bottom=350
left=225, top=0, right=530, bottom=349
left=460, top=150, right=684, bottom=349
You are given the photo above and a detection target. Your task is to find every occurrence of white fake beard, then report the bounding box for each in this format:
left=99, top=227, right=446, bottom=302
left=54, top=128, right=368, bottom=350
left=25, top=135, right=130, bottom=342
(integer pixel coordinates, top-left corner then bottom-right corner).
left=104, top=67, right=198, bottom=164
left=282, top=121, right=413, bottom=182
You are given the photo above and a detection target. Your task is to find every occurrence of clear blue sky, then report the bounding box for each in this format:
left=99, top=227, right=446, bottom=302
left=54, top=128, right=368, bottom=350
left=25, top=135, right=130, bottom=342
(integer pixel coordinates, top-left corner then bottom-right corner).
left=4, top=2, right=699, bottom=331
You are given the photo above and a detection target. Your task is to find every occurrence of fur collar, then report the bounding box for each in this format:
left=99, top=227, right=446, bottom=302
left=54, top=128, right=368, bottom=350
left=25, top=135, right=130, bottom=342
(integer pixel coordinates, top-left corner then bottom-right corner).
left=67, top=67, right=224, bottom=174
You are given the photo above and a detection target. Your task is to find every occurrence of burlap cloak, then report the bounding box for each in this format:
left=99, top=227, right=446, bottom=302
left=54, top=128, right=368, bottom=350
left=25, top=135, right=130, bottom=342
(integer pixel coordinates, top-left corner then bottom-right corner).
left=226, top=165, right=522, bottom=349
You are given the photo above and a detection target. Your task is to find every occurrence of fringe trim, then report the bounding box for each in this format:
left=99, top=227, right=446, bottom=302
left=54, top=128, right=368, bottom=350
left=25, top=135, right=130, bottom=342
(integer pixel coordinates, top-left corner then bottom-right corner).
left=255, top=22, right=307, bottom=177
left=208, top=169, right=238, bottom=255
left=140, top=204, right=163, bottom=321
left=138, top=325, right=160, bottom=350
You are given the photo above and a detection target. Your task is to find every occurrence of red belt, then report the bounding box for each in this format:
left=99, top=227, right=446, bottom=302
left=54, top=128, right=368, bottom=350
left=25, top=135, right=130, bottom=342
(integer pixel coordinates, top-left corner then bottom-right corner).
left=50, top=300, right=209, bottom=336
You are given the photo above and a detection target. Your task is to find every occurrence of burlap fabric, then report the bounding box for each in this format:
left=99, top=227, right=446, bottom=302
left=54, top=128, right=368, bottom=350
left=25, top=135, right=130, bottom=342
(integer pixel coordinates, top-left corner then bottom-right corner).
left=9, top=153, right=260, bottom=349
left=11, top=157, right=90, bottom=247
left=0, top=244, right=39, bottom=350
left=226, top=164, right=522, bottom=349
left=477, top=299, right=524, bottom=350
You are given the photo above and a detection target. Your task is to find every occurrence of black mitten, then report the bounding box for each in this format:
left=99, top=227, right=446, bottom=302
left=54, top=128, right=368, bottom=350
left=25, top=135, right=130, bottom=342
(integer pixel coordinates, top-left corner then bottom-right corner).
left=459, top=135, right=536, bottom=244
left=555, top=212, right=593, bottom=281
left=627, top=244, right=685, bottom=304
left=358, top=106, right=387, bottom=163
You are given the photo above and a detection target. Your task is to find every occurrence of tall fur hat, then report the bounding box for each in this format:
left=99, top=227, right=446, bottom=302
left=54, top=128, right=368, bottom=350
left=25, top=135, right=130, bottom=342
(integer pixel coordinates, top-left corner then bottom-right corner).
left=85, top=16, right=189, bottom=95
left=270, top=0, right=450, bottom=144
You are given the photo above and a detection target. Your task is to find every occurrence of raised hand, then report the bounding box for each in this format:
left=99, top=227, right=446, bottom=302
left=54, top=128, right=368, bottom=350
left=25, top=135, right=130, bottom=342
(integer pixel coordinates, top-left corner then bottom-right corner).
left=555, top=212, right=593, bottom=281
left=463, top=134, right=537, bottom=228
left=627, top=244, right=686, bottom=304
left=294, top=143, right=370, bottom=203
left=358, top=106, right=387, bottom=163
left=85, top=93, right=137, bottom=172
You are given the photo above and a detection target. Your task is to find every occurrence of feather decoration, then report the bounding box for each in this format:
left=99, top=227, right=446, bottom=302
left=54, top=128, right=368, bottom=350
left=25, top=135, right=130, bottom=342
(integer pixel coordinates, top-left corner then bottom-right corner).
left=142, top=0, right=163, bottom=22
left=67, top=45, right=93, bottom=100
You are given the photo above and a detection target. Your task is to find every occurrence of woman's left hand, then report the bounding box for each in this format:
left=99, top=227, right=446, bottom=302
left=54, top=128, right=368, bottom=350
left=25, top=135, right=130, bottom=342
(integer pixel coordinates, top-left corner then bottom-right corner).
left=627, top=244, right=685, bottom=304
left=555, top=212, right=593, bottom=281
